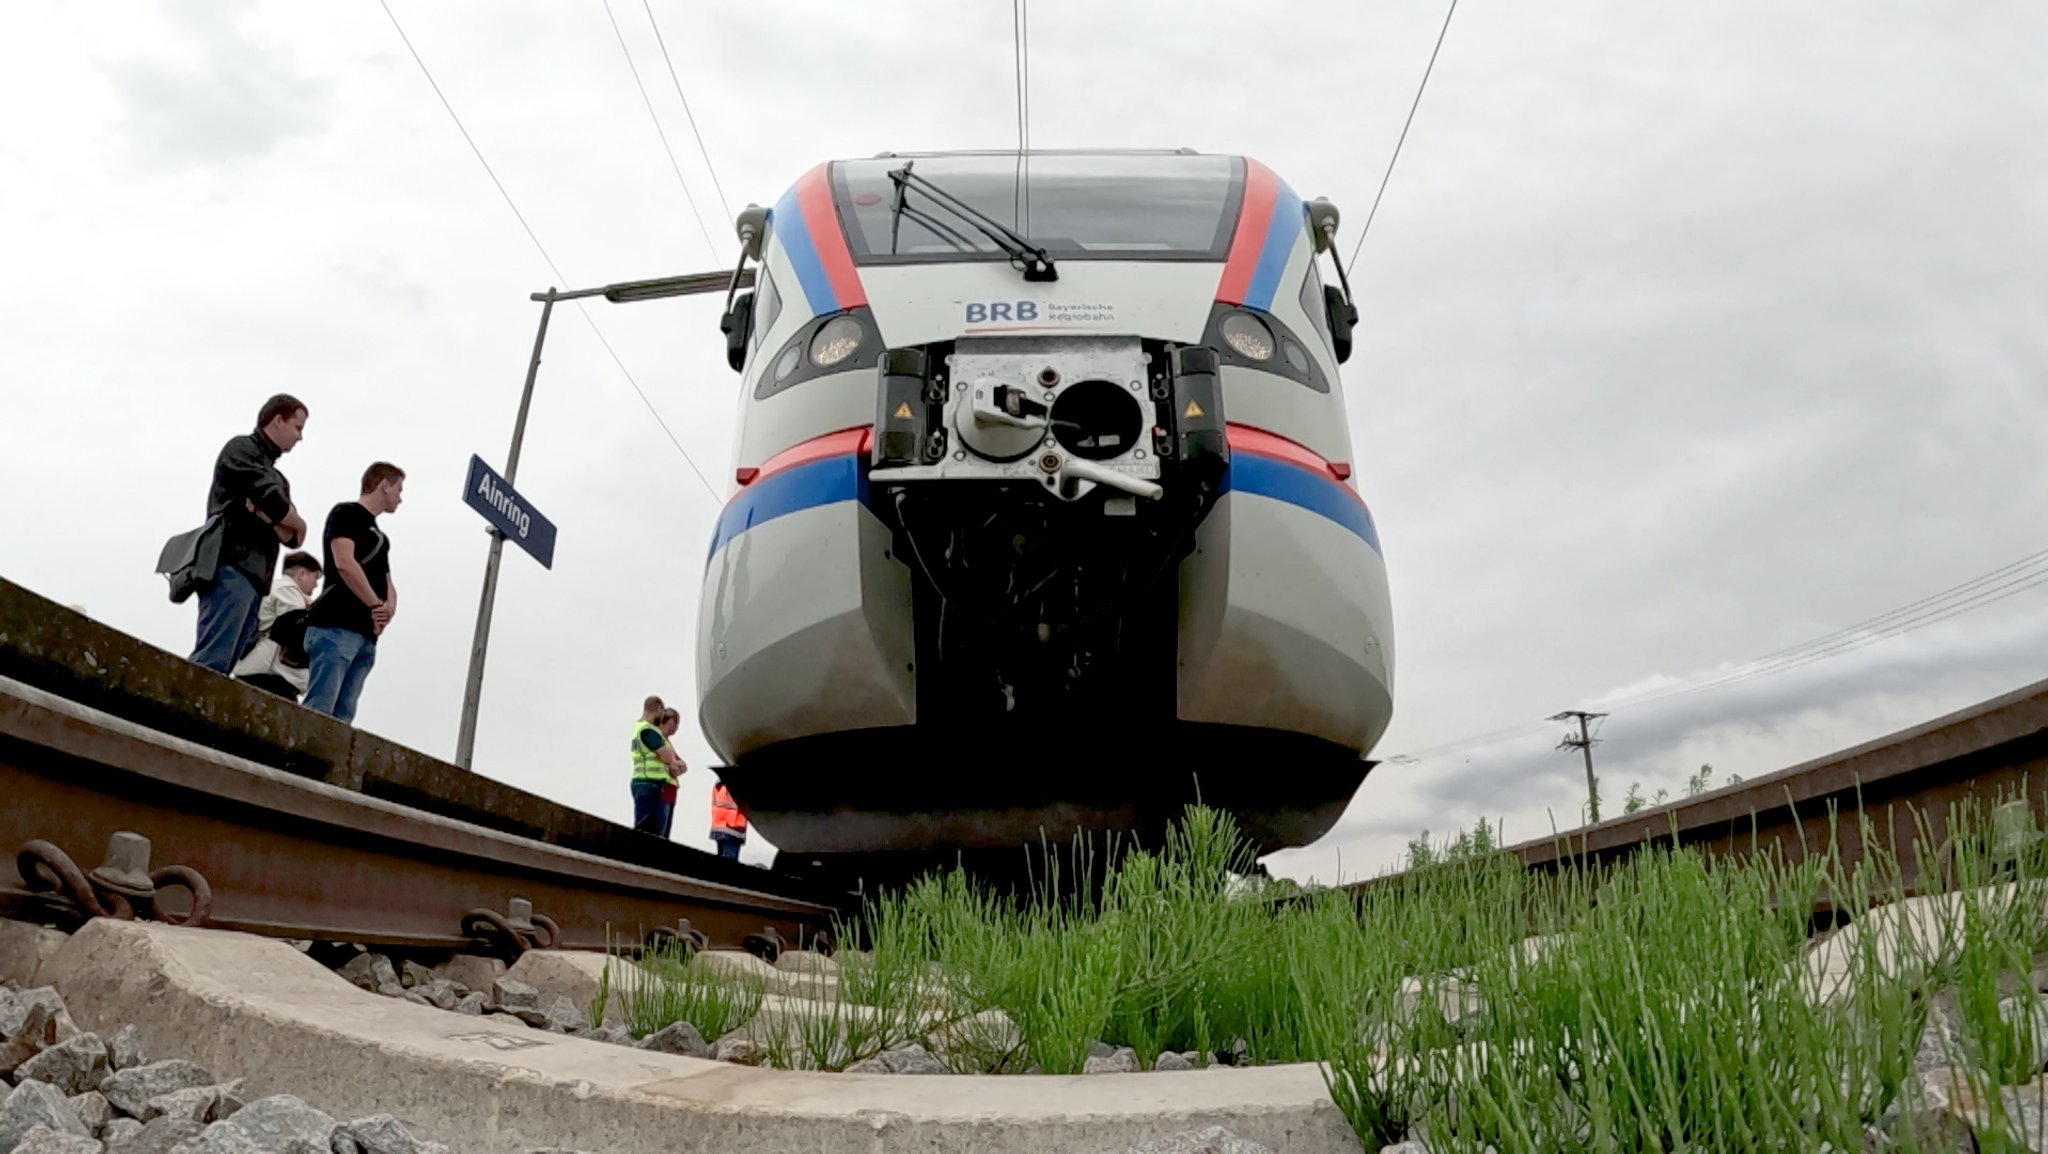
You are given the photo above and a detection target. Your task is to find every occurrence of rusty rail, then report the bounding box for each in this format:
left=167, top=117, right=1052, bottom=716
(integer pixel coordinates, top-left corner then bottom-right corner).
left=1351, top=675, right=2048, bottom=902
left=0, top=674, right=839, bottom=959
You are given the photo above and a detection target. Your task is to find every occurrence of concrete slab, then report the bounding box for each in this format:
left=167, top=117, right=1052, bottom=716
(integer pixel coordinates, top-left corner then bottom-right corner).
left=1803, top=884, right=2042, bottom=1002
left=43, top=920, right=1362, bottom=1153
left=0, top=919, right=69, bottom=986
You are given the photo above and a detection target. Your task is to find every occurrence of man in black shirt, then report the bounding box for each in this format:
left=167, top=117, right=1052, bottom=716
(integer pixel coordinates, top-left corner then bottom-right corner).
left=303, top=462, right=406, bottom=723
left=192, top=395, right=309, bottom=673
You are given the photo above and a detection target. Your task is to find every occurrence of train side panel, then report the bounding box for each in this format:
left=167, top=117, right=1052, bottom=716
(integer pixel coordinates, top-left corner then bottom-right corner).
left=697, top=472, right=914, bottom=763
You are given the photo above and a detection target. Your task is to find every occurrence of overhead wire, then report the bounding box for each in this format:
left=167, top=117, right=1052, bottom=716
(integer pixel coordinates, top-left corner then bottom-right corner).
left=377, top=0, right=719, bottom=502
left=602, top=0, right=720, bottom=263
left=1385, top=544, right=2048, bottom=764
left=1346, top=0, right=1460, bottom=276
left=640, top=0, right=734, bottom=228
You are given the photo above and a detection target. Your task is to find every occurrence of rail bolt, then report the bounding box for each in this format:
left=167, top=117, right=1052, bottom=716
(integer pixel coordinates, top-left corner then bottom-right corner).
left=740, top=926, right=784, bottom=965
left=505, top=898, right=537, bottom=935
left=88, top=832, right=156, bottom=900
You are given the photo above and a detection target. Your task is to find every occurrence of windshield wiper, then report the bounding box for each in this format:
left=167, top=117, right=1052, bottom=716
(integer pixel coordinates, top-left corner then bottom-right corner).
left=888, top=162, right=1057, bottom=282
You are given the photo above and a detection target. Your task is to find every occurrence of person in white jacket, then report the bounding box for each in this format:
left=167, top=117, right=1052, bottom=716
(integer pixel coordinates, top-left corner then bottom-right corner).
left=232, top=551, right=322, bottom=701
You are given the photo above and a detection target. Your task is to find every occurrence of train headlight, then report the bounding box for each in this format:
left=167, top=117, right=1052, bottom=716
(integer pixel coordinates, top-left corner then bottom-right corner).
left=773, top=343, right=803, bottom=383
left=809, top=316, right=864, bottom=368
left=1219, top=311, right=1274, bottom=361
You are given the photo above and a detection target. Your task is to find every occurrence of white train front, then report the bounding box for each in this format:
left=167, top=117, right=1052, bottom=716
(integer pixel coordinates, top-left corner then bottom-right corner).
left=695, top=150, right=1394, bottom=873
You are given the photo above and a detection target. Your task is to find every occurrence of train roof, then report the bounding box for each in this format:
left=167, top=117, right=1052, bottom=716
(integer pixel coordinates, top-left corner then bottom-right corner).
left=868, top=148, right=1207, bottom=159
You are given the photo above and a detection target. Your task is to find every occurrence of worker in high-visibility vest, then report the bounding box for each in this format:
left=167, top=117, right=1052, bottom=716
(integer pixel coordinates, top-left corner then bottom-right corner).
left=709, top=780, right=748, bottom=860
left=629, top=697, right=684, bottom=836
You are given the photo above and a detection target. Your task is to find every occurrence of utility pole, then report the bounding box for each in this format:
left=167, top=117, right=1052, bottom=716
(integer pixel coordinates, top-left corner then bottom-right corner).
left=1550, top=710, right=1608, bottom=824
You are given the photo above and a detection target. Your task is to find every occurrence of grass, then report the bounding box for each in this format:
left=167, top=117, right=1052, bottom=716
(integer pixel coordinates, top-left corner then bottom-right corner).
left=594, top=794, right=2048, bottom=1152
left=592, top=935, right=764, bottom=1042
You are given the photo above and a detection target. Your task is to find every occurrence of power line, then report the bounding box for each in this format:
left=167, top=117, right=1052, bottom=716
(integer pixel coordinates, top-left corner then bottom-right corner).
left=602, top=0, right=719, bottom=263
left=377, top=0, right=564, bottom=285
left=1385, top=543, right=2048, bottom=764
left=377, top=0, right=718, bottom=502
left=1347, top=0, right=1460, bottom=276
left=1613, top=549, right=2048, bottom=705
left=640, top=0, right=734, bottom=230
left=1602, top=558, right=2048, bottom=713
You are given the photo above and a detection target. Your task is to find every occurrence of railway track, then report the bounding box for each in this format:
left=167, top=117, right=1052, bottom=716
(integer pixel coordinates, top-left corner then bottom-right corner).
left=0, top=578, right=850, bottom=960
left=1352, top=673, right=2048, bottom=904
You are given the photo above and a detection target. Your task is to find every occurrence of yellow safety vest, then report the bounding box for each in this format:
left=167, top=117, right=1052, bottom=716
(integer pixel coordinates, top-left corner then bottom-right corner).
left=630, top=720, right=669, bottom=782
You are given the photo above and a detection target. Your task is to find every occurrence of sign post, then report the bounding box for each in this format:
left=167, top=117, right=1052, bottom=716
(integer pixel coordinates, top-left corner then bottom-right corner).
left=451, top=268, right=750, bottom=770
left=454, top=290, right=559, bottom=770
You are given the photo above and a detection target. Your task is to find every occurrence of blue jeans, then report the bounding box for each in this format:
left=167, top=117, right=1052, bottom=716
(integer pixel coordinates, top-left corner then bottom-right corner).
left=303, top=627, right=377, bottom=723
left=713, top=833, right=744, bottom=860
left=191, top=567, right=263, bottom=674
left=630, top=780, right=672, bottom=835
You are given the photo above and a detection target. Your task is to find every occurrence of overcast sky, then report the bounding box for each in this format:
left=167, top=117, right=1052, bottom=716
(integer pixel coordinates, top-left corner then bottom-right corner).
left=3, top=1, right=2044, bottom=881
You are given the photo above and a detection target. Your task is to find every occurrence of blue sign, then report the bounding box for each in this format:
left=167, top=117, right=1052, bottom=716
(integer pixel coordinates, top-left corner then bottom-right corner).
left=463, top=454, right=557, bottom=569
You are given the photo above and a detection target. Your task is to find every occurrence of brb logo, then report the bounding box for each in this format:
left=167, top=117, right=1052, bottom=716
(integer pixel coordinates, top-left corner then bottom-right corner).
left=963, top=301, right=1039, bottom=324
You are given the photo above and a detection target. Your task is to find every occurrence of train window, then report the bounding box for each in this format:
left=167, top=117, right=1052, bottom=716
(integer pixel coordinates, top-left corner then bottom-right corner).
left=833, top=153, right=1242, bottom=265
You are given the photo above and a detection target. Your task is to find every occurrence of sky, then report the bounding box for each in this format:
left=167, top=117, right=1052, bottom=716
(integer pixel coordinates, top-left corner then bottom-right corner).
left=2, top=1, right=2044, bottom=881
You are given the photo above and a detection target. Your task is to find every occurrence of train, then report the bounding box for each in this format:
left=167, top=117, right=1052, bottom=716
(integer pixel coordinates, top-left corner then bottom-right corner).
left=693, top=149, right=1394, bottom=880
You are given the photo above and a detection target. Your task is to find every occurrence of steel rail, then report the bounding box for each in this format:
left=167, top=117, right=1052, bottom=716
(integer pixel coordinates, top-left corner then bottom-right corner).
left=0, top=578, right=851, bottom=913
left=1350, top=675, right=2048, bottom=903
left=0, top=674, right=839, bottom=957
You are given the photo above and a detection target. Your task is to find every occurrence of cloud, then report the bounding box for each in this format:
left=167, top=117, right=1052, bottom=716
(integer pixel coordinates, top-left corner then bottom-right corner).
left=102, top=0, right=332, bottom=174
left=1276, top=593, right=2048, bottom=884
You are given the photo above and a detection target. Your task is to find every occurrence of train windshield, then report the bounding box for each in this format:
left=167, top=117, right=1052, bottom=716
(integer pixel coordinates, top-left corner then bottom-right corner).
left=832, top=153, right=1242, bottom=265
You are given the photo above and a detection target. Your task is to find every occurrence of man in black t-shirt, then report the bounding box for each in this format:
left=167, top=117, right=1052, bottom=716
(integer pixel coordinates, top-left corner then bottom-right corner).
left=303, top=462, right=406, bottom=723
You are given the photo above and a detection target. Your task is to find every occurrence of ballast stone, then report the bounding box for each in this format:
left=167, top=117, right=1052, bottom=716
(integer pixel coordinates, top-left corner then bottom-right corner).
left=10, top=1125, right=103, bottom=1154
left=66, top=1092, right=113, bottom=1136
left=1085, top=1047, right=1140, bottom=1075
left=99, top=1062, right=216, bottom=1119
left=0, top=1080, right=92, bottom=1151
left=334, top=956, right=400, bottom=998
left=140, top=1084, right=236, bottom=1125
left=101, top=1116, right=200, bottom=1154
left=0, top=922, right=69, bottom=988
left=192, top=1095, right=334, bottom=1154
left=634, top=1021, right=708, bottom=1059
left=843, top=1043, right=947, bottom=1076
left=334, top=1113, right=448, bottom=1154
left=96, top=1120, right=141, bottom=1149
left=17, top=1033, right=108, bottom=1096
left=489, top=978, right=539, bottom=1011
left=105, top=1028, right=146, bottom=1075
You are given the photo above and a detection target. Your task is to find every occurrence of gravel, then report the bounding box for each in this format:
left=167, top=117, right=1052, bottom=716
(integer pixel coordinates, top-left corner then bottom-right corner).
left=0, top=1080, right=92, bottom=1150
left=17, top=1035, right=107, bottom=1097
left=634, top=1021, right=709, bottom=1059
left=99, top=1062, right=216, bottom=1119
left=104, top=1029, right=145, bottom=1075
left=11, top=1126, right=103, bottom=1154
left=1084, top=1046, right=1140, bottom=1075
left=0, top=961, right=452, bottom=1154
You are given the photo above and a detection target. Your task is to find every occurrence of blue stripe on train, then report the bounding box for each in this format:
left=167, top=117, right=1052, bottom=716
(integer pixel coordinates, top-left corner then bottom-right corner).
left=1242, top=180, right=1305, bottom=313
left=771, top=184, right=838, bottom=318
left=706, top=455, right=864, bottom=564
left=1223, top=453, right=1382, bottom=555
left=706, top=449, right=1380, bottom=562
